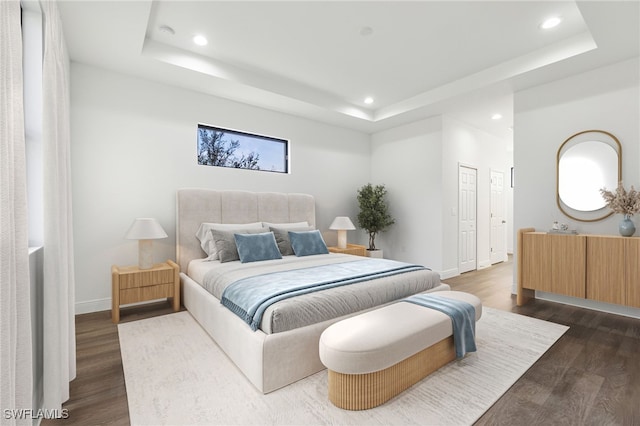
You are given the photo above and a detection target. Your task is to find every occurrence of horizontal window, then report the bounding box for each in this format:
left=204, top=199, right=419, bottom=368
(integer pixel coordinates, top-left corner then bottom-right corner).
left=197, top=124, right=289, bottom=174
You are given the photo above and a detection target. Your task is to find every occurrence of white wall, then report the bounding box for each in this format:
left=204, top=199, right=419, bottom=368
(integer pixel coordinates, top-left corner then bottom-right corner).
left=513, top=57, right=640, bottom=315
left=515, top=58, right=640, bottom=238
left=370, top=117, right=444, bottom=270
left=71, top=63, right=371, bottom=313
left=370, top=115, right=512, bottom=278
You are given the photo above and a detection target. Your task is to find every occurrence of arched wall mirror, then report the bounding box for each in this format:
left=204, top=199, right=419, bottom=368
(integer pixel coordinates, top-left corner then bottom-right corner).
left=557, top=130, right=622, bottom=222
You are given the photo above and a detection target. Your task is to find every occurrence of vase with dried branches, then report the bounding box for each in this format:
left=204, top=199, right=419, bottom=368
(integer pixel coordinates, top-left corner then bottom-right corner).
left=600, top=182, right=640, bottom=236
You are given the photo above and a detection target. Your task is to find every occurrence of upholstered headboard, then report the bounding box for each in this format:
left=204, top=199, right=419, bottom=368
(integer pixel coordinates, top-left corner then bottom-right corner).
left=176, top=189, right=316, bottom=272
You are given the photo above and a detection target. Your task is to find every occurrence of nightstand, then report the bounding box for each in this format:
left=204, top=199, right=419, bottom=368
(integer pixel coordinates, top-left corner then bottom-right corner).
left=328, top=243, right=367, bottom=257
left=111, top=260, right=180, bottom=323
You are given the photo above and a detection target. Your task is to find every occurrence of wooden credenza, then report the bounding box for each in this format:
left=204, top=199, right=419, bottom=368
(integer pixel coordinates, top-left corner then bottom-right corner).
left=517, top=228, right=640, bottom=308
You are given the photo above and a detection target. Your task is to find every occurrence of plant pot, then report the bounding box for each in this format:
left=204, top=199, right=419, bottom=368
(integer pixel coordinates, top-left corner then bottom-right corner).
left=367, top=249, right=383, bottom=259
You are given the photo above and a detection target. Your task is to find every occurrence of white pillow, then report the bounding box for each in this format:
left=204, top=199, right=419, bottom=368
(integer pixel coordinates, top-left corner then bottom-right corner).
left=195, top=222, right=263, bottom=260
left=262, top=221, right=309, bottom=229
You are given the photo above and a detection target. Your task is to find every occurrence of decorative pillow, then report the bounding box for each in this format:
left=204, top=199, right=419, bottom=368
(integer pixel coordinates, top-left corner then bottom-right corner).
left=289, top=230, right=329, bottom=257
left=270, top=226, right=313, bottom=256
left=234, top=232, right=283, bottom=263
left=211, top=227, right=269, bottom=263
left=196, top=222, right=263, bottom=260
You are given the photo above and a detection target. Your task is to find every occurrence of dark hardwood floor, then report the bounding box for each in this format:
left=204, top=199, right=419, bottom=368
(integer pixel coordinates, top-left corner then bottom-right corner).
left=41, top=302, right=181, bottom=426
left=43, top=257, right=640, bottom=425
left=443, top=257, right=640, bottom=425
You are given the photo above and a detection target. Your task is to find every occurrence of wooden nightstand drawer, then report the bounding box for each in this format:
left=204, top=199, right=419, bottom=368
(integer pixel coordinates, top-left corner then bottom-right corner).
left=111, top=260, right=180, bottom=323
left=120, top=283, right=175, bottom=305
left=118, top=266, right=175, bottom=289
left=328, top=244, right=367, bottom=257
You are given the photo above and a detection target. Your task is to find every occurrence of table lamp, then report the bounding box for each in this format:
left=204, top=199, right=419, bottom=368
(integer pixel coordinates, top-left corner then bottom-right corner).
left=125, top=218, right=168, bottom=269
left=329, top=216, right=356, bottom=249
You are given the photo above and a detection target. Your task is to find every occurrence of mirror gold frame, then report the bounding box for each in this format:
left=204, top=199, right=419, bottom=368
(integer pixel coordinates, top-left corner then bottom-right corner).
left=556, top=129, right=622, bottom=222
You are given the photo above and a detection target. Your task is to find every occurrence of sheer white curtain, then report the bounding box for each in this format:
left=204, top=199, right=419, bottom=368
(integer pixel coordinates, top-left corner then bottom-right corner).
left=41, top=0, right=76, bottom=411
left=0, top=1, right=34, bottom=425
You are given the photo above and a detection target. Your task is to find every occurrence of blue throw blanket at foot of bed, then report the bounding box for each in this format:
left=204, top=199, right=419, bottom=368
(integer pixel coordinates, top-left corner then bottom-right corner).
left=221, top=258, right=426, bottom=331
left=403, top=294, right=477, bottom=358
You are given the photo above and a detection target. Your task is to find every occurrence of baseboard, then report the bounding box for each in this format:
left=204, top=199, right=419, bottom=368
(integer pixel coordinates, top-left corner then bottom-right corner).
left=75, top=297, right=171, bottom=315
left=75, top=297, right=110, bottom=314
left=439, top=268, right=459, bottom=280
left=477, top=259, right=491, bottom=270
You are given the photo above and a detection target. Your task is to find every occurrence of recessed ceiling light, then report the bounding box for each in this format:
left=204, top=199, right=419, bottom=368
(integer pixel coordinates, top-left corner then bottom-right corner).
left=360, top=26, right=374, bottom=37
left=540, top=16, right=562, bottom=30
left=491, top=113, right=503, bottom=120
left=364, top=97, right=374, bottom=105
left=193, top=35, right=208, bottom=46
left=159, top=25, right=175, bottom=36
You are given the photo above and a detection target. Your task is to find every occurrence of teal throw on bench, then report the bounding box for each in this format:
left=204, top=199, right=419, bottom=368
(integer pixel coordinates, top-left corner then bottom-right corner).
left=403, top=294, right=477, bottom=358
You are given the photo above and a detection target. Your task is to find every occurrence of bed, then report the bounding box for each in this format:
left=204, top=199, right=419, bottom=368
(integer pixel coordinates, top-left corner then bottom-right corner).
left=176, top=188, right=449, bottom=393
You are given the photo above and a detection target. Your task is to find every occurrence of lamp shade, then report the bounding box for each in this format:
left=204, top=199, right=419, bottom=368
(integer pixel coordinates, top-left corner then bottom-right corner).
left=125, top=218, right=168, bottom=240
left=329, top=216, right=355, bottom=250
left=125, top=218, right=167, bottom=269
left=329, top=216, right=356, bottom=231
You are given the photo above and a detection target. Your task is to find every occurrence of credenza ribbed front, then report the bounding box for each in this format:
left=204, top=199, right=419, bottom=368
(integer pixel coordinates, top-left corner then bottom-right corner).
left=517, top=229, right=640, bottom=309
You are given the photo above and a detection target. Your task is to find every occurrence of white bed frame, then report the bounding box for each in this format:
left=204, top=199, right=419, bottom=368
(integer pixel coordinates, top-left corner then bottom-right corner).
left=176, top=188, right=450, bottom=394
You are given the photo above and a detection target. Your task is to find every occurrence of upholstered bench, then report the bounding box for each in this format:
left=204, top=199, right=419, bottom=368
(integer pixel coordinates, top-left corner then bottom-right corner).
left=318, top=290, right=482, bottom=410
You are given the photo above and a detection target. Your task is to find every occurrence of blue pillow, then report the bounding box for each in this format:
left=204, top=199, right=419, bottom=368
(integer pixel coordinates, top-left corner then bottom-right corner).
left=270, top=226, right=313, bottom=256
left=289, top=230, right=329, bottom=257
left=211, top=227, right=269, bottom=263
left=234, top=232, right=283, bottom=263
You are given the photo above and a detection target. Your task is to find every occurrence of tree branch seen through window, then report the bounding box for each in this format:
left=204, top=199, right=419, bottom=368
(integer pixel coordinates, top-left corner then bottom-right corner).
left=197, top=124, right=288, bottom=173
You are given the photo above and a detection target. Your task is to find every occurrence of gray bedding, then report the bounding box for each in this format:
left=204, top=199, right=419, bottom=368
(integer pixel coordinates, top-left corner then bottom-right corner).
left=196, top=253, right=441, bottom=334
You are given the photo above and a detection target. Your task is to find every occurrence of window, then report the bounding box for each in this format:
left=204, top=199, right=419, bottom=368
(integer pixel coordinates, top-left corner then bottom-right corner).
left=197, top=124, right=289, bottom=173
left=22, top=3, right=44, bottom=247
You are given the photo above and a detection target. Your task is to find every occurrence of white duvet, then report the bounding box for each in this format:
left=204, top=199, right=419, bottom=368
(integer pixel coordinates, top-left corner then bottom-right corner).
left=187, top=253, right=441, bottom=334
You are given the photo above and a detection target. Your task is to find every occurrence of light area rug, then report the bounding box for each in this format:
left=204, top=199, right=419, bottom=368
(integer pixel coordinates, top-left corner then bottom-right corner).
left=119, top=308, right=568, bottom=426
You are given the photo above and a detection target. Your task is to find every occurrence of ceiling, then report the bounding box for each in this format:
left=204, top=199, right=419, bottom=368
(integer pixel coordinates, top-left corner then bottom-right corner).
left=57, top=1, right=639, bottom=139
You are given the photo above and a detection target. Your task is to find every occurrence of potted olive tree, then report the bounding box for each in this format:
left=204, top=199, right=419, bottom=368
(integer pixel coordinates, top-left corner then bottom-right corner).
left=356, top=183, right=395, bottom=258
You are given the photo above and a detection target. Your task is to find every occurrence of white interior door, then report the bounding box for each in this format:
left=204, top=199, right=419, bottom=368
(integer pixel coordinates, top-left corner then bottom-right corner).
left=490, top=169, right=506, bottom=264
left=459, top=166, right=477, bottom=274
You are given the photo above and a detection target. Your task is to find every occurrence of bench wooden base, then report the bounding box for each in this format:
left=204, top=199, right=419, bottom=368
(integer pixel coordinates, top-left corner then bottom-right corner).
left=327, top=336, right=455, bottom=410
